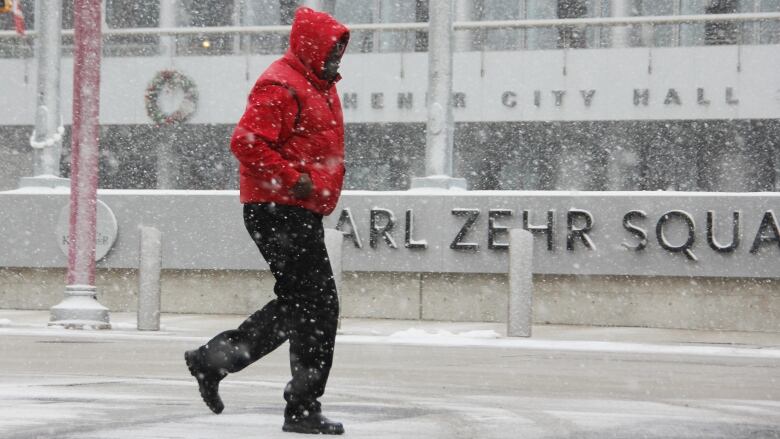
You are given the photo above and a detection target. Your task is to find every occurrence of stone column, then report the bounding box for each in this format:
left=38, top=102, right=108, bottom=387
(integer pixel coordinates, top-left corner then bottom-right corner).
left=159, top=0, right=177, bottom=57
left=453, top=0, right=473, bottom=52
left=302, top=0, right=336, bottom=14
left=410, top=0, right=467, bottom=190
left=155, top=2, right=179, bottom=190
left=20, top=0, right=69, bottom=189
left=610, top=0, right=630, bottom=48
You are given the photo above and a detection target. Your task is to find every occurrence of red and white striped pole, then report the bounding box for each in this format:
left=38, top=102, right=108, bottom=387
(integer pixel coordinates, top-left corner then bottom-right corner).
left=12, top=0, right=26, bottom=35
left=50, top=0, right=110, bottom=329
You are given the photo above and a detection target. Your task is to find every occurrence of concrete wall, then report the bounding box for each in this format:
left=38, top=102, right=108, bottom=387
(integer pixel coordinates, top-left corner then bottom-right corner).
left=3, top=190, right=779, bottom=278
left=4, top=46, right=780, bottom=125
left=1, top=190, right=778, bottom=332
left=3, top=267, right=777, bottom=332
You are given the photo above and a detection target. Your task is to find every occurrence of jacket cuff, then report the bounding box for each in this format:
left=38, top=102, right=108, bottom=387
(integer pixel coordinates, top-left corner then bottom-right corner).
left=279, top=167, right=301, bottom=189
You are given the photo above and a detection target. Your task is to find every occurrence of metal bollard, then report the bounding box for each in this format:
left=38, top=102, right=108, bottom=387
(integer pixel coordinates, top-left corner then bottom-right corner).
left=138, top=226, right=162, bottom=331
left=508, top=228, right=534, bottom=337
left=324, top=229, right=344, bottom=329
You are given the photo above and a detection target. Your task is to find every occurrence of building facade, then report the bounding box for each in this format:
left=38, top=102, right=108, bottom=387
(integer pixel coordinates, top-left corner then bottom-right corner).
left=1, top=0, right=779, bottom=192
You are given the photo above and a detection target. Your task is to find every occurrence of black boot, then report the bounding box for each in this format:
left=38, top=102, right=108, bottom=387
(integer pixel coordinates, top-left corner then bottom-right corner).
left=184, top=350, right=225, bottom=414
left=282, top=412, right=344, bottom=435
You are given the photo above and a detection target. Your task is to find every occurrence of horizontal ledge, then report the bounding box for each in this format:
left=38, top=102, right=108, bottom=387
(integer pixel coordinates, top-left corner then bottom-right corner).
left=2, top=12, right=779, bottom=38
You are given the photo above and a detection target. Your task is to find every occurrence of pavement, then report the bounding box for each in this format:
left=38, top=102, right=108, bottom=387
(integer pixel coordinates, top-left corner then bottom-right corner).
left=0, top=309, right=779, bottom=439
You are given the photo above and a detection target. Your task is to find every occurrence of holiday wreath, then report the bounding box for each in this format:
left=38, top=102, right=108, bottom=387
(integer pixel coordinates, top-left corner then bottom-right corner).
left=144, top=70, right=199, bottom=125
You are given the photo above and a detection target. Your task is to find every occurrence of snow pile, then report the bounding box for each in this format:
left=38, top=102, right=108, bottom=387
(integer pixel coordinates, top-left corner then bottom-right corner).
left=5, top=185, right=70, bottom=194
left=110, top=321, right=175, bottom=332
left=111, top=322, right=138, bottom=330
left=0, top=319, right=11, bottom=327
left=389, top=328, right=501, bottom=339
left=457, top=330, right=502, bottom=339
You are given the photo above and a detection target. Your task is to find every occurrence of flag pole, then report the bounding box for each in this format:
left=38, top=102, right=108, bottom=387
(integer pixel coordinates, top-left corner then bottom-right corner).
left=49, top=0, right=110, bottom=329
left=19, top=0, right=69, bottom=189
left=12, top=0, right=26, bottom=35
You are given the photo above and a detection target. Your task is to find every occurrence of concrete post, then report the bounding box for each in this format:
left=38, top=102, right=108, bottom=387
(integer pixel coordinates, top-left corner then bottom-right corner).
left=302, top=0, right=336, bottom=14
left=302, top=0, right=318, bottom=10
left=508, top=229, right=533, bottom=337
left=322, top=0, right=336, bottom=15
left=159, top=0, right=177, bottom=57
left=232, top=0, right=241, bottom=54
left=324, top=229, right=343, bottom=296
left=138, top=226, right=162, bottom=331
left=410, top=0, right=467, bottom=190
left=238, top=0, right=255, bottom=54
left=155, top=126, right=179, bottom=189
left=324, top=229, right=343, bottom=329
left=20, top=0, right=68, bottom=189
left=156, top=0, right=178, bottom=189
left=454, top=0, right=473, bottom=52
left=610, top=0, right=630, bottom=48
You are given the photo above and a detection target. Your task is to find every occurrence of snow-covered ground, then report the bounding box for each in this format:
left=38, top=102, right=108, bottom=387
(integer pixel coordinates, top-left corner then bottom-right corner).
left=0, top=311, right=778, bottom=438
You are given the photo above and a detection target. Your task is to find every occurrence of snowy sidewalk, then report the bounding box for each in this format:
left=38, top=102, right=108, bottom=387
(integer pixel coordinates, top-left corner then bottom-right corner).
left=1, top=310, right=779, bottom=439
left=1, top=309, right=778, bottom=357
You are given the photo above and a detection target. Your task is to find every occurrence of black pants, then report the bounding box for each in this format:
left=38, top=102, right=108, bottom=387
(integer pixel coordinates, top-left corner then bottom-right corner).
left=196, top=203, right=339, bottom=418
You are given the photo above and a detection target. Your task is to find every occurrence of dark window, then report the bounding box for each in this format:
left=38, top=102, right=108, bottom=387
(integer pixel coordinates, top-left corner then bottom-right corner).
left=414, top=0, right=429, bottom=52
left=705, top=0, right=740, bottom=44
left=557, top=0, right=587, bottom=48
left=179, top=0, right=235, bottom=55
left=334, top=0, right=376, bottom=53
left=0, top=0, right=33, bottom=29
left=280, top=0, right=299, bottom=25
left=105, top=0, right=160, bottom=56
left=106, top=0, right=159, bottom=28
left=61, top=1, right=75, bottom=55
left=62, top=1, right=74, bottom=29
left=0, top=0, right=33, bottom=57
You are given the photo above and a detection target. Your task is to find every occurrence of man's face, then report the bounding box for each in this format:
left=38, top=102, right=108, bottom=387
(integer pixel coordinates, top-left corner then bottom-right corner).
left=322, top=40, right=347, bottom=82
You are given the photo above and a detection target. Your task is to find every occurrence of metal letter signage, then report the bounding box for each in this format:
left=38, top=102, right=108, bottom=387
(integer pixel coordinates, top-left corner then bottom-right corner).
left=664, top=88, right=682, bottom=106
left=370, top=208, right=397, bottom=249
left=450, top=208, right=480, bottom=251
left=726, top=87, right=740, bottom=105
left=622, top=210, right=648, bottom=251
left=567, top=209, right=596, bottom=251
left=7, top=192, right=778, bottom=278
left=405, top=209, right=427, bottom=249
left=706, top=210, right=739, bottom=253
left=634, top=89, right=649, bottom=106
left=580, top=89, right=596, bottom=107
left=316, top=193, right=779, bottom=278
left=552, top=90, right=566, bottom=107
left=697, top=88, right=711, bottom=106
left=750, top=210, right=780, bottom=254
left=655, top=210, right=697, bottom=261
left=398, top=92, right=413, bottom=110
left=488, top=209, right=512, bottom=250
left=335, top=208, right=363, bottom=249
left=371, top=93, right=384, bottom=109
left=523, top=210, right=555, bottom=251
left=337, top=84, right=750, bottom=119
left=502, top=91, right=517, bottom=108
left=342, top=93, right=358, bottom=109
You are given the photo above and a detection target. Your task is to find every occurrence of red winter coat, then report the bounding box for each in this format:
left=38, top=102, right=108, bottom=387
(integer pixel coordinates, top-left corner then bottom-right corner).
left=230, top=7, right=349, bottom=215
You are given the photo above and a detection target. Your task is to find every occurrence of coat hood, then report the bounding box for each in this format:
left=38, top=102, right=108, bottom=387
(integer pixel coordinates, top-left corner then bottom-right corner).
left=288, top=7, right=350, bottom=83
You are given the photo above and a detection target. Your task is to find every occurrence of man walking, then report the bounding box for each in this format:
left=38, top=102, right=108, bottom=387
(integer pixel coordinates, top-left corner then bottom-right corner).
left=185, top=7, right=349, bottom=435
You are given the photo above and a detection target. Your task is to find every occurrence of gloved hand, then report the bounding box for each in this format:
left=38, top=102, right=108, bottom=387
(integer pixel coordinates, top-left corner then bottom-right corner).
left=291, top=173, right=313, bottom=199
